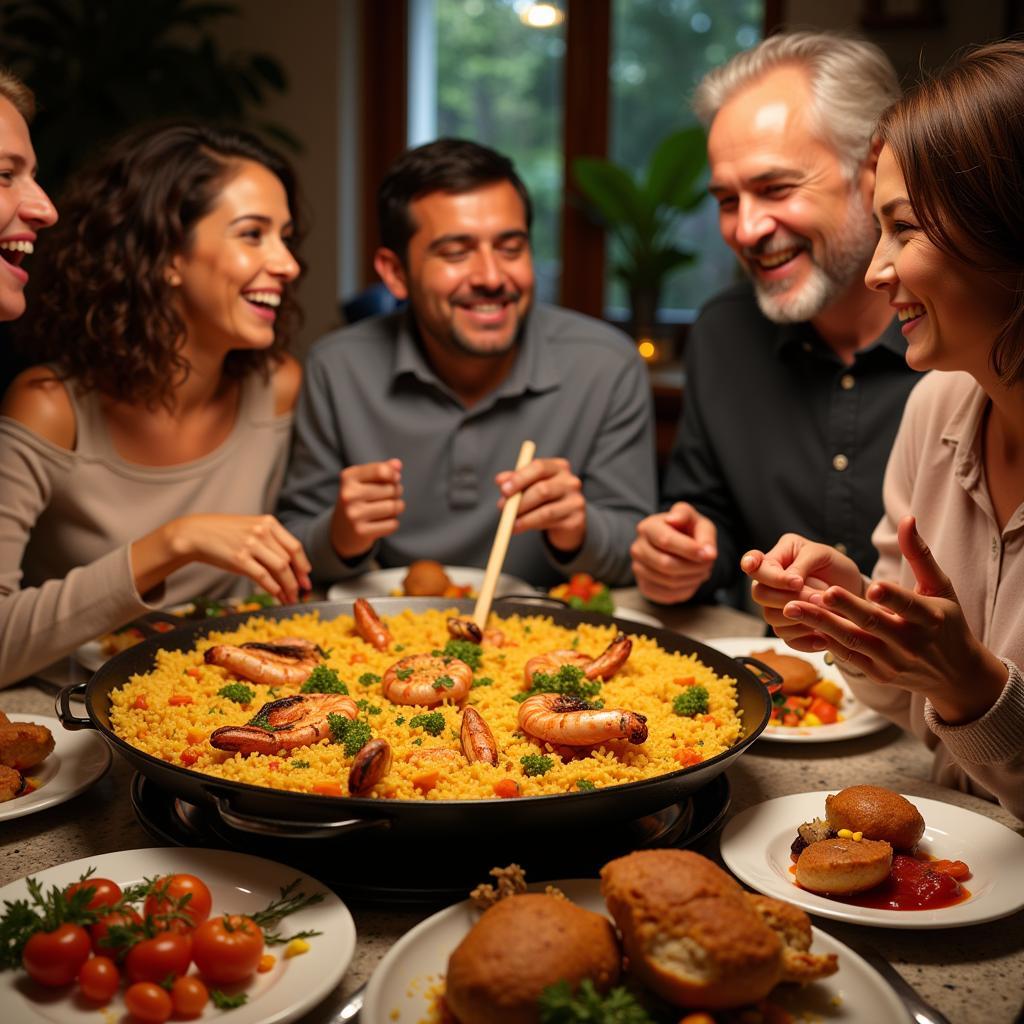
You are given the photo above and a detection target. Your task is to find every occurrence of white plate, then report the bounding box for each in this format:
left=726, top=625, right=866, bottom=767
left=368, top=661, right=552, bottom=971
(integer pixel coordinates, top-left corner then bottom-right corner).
left=361, top=877, right=906, bottom=1023
left=720, top=791, right=1024, bottom=929
left=708, top=637, right=891, bottom=742
left=0, top=713, right=110, bottom=822
left=608, top=606, right=663, bottom=629
left=326, top=565, right=538, bottom=601
left=0, top=847, right=355, bottom=1024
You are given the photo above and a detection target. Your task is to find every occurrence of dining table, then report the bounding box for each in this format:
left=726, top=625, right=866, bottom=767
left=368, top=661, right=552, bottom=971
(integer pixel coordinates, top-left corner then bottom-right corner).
left=2, top=586, right=1022, bottom=1023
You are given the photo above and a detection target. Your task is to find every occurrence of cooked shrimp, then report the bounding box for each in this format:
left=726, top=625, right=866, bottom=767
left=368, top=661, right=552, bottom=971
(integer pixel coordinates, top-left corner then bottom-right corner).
left=353, top=598, right=392, bottom=651
left=517, top=693, right=648, bottom=746
left=460, top=707, right=498, bottom=766
left=204, top=637, right=321, bottom=687
left=0, top=720, right=55, bottom=771
left=209, top=693, right=358, bottom=755
left=446, top=617, right=506, bottom=647
left=348, top=738, right=392, bottom=796
left=381, top=654, right=473, bottom=706
left=522, top=633, right=631, bottom=687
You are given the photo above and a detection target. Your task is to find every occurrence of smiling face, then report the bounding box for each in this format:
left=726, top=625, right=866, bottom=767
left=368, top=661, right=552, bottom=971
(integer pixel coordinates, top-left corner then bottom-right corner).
left=866, top=146, right=1016, bottom=377
left=170, top=159, right=300, bottom=356
left=0, top=96, right=57, bottom=321
left=707, top=65, right=879, bottom=324
left=375, top=180, right=534, bottom=359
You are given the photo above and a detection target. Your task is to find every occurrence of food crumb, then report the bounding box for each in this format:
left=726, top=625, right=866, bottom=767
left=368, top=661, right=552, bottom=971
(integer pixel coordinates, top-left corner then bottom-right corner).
left=469, top=863, right=527, bottom=909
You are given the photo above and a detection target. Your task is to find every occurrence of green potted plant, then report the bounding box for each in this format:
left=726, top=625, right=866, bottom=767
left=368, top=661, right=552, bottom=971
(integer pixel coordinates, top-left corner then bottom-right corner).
left=572, top=126, right=708, bottom=336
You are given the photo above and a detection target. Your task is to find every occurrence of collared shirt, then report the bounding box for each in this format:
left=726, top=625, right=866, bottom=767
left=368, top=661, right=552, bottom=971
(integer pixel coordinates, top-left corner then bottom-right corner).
left=845, top=370, right=1024, bottom=819
left=662, top=281, right=922, bottom=600
left=277, top=303, right=657, bottom=588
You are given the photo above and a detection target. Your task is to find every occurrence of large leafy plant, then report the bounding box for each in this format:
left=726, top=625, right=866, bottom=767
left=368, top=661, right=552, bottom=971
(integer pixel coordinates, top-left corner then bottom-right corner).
left=573, top=126, right=708, bottom=326
left=0, top=0, right=295, bottom=193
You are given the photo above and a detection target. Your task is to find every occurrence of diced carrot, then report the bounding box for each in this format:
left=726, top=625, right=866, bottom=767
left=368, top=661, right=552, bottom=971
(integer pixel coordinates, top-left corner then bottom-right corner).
left=186, top=729, right=205, bottom=745
left=137, top=728, right=147, bottom=739
left=268, top=761, right=280, bottom=771
left=412, top=770, right=440, bottom=793
left=931, top=859, right=971, bottom=880
left=674, top=676, right=696, bottom=687
left=312, top=782, right=346, bottom=797
left=180, top=748, right=199, bottom=766
left=673, top=747, right=703, bottom=767
left=699, top=714, right=720, bottom=727
left=185, top=667, right=202, bottom=679
left=257, top=954, right=276, bottom=973
left=349, top=653, right=367, bottom=664
left=807, top=697, right=838, bottom=724
left=132, top=695, right=149, bottom=710
left=782, top=713, right=800, bottom=726
left=493, top=779, right=521, bottom=799
left=169, top=694, right=193, bottom=706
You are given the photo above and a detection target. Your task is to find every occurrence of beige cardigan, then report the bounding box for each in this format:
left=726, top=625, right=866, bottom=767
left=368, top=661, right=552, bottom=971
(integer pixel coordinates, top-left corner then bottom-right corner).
left=0, top=373, right=292, bottom=686
left=843, top=370, right=1024, bottom=820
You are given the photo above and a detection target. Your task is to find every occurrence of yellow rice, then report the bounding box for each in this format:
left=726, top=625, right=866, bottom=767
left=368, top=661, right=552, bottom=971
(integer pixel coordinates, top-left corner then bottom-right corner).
left=108, top=609, right=743, bottom=800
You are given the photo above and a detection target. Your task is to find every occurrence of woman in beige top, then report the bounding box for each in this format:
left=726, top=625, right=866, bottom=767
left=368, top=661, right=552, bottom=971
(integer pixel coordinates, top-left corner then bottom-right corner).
left=0, top=122, right=312, bottom=686
left=741, top=40, right=1024, bottom=819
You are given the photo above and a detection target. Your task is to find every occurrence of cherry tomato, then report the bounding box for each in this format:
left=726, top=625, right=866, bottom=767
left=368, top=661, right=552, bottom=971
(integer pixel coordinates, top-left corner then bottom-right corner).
left=90, top=907, right=144, bottom=957
left=22, top=923, right=92, bottom=987
left=77, top=955, right=120, bottom=1003
left=143, top=873, right=212, bottom=931
left=191, top=914, right=264, bottom=984
left=171, top=975, right=210, bottom=1018
left=65, top=877, right=123, bottom=911
left=124, top=931, right=193, bottom=984
left=124, top=981, right=173, bottom=1023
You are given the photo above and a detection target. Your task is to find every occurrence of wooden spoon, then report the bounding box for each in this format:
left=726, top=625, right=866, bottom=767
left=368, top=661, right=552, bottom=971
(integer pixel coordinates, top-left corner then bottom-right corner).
left=472, top=439, right=536, bottom=629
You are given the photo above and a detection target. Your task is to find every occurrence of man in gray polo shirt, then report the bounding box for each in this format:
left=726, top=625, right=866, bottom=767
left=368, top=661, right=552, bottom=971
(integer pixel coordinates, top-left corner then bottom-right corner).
left=278, top=139, right=656, bottom=588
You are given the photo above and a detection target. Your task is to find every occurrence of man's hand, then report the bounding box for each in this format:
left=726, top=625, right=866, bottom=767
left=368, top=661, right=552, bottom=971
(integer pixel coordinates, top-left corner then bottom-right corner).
left=630, top=502, right=718, bottom=604
left=741, top=533, right=863, bottom=649
left=330, top=458, right=404, bottom=560
left=495, top=457, right=586, bottom=553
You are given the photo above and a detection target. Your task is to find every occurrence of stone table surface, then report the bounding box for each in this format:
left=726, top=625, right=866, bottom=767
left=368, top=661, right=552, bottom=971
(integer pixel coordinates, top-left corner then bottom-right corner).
left=2, top=592, right=1022, bottom=1023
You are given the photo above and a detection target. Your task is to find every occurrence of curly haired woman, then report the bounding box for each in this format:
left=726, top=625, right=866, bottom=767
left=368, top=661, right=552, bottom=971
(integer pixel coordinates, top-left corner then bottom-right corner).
left=0, top=122, right=311, bottom=685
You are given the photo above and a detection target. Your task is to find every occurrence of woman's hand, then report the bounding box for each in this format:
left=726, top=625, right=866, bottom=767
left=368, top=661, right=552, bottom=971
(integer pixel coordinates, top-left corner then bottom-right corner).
left=777, top=516, right=1008, bottom=724
left=133, top=515, right=312, bottom=604
left=741, top=533, right=863, bottom=650
left=330, top=459, right=404, bottom=560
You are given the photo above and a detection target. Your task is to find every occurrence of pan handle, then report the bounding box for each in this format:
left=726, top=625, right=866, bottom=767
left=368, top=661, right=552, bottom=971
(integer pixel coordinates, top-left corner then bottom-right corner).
left=55, top=682, right=94, bottom=729
left=734, top=655, right=784, bottom=696
left=208, top=792, right=391, bottom=839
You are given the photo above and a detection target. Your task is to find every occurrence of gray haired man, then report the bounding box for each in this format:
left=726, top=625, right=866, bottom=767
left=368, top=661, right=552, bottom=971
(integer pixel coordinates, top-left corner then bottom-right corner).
left=632, top=31, right=923, bottom=605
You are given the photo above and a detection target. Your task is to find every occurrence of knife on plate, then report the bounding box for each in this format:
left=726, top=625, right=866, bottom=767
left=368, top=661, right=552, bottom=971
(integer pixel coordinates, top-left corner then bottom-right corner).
left=853, top=944, right=952, bottom=1024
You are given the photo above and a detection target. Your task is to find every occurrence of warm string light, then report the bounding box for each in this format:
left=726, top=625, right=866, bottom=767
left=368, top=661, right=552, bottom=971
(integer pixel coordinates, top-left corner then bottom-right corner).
left=637, top=339, right=656, bottom=360
left=517, top=2, right=564, bottom=29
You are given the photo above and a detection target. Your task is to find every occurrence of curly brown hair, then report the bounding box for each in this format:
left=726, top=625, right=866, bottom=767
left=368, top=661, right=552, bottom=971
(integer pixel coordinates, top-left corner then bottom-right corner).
left=24, top=121, right=305, bottom=407
left=878, top=40, right=1024, bottom=386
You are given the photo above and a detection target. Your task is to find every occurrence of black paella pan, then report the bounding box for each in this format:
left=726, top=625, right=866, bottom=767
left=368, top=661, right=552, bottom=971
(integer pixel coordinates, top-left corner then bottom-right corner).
left=57, top=598, right=776, bottom=840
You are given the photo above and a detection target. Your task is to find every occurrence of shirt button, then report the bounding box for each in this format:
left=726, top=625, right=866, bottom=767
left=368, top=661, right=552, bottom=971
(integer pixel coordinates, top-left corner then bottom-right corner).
left=992, top=538, right=999, bottom=557
left=835, top=542, right=848, bottom=555
left=840, top=374, right=856, bottom=390
left=832, top=454, right=849, bottom=472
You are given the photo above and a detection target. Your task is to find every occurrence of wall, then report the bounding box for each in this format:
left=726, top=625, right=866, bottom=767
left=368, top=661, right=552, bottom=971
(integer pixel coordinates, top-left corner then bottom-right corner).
left=210, top=0, right=344, bottom=357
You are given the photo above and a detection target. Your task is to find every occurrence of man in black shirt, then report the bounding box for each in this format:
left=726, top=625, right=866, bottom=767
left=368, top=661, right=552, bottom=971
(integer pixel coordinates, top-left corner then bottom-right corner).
left=631, top=32, right=922, bottom=605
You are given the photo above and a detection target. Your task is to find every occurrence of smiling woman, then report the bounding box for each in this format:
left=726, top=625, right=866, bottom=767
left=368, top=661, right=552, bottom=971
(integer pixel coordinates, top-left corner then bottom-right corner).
left=0, top=122, right=313, bottom=687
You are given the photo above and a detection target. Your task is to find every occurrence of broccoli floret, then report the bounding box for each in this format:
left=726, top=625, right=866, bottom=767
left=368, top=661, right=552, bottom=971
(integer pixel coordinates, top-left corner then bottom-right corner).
left=300, top=665, right=349, bottom=694
left=576, top=779, right=596, bottom=792
left=290, top=759, right=310, bottom=769
left=514, top=663, right=602, bottom=704
left=217, top=683, right=254, bottom=705
left=672, top=685, right=710, bottom=717
left=520, top=753, right=554, bottom=777
left=327, top=714, right=372, bottom=756
left=432, top=675, right=455, bottom=691
left=357, top=672, right=381, bottom=686
left=408, top=712, right=445, bottom=737
left=439, top=638, right=483, bottom=670
left=355, top=699, right=382, bottom=715
left=471, top=676, right=493, bottom=689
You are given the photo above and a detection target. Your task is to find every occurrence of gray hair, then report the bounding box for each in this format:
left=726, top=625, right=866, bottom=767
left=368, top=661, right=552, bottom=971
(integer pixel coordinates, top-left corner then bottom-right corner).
left=693, top=31, right=901, bottom=179
left=0, top=66, right=35, bottom=122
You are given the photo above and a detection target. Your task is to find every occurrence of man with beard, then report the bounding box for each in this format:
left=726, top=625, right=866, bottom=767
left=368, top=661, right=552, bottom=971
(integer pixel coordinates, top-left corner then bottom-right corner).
left=631, top=32, right=922, bottom=606
left=278, top=139, right=656, bottom=587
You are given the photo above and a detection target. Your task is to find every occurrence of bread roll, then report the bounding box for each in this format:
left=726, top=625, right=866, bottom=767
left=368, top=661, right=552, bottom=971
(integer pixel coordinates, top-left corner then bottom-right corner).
left=402, top=559, right=452, bottom=596
left=446, top=893, right=620, bottom=1024
left=600, top=850, right=784, bottom=1009
left=825, top=785, right=925, bottom=850
left=751, top=649, right=819, bottom=695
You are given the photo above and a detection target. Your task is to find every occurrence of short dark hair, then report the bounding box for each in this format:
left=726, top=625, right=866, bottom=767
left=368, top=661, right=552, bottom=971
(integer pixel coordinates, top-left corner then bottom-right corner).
left=25, top=121, right=304, bottom=408
left=377, top=137, right=532, bottom=258
left=878, top=39, right=1024, bottom=385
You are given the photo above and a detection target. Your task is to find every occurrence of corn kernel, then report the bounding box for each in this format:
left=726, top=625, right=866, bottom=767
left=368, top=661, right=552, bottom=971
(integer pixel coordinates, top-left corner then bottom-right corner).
left=853, top=830, right=863, bottom=841
left=838, top=828, right=853, bottom=838
left=283, top=938, right=310, bottom=959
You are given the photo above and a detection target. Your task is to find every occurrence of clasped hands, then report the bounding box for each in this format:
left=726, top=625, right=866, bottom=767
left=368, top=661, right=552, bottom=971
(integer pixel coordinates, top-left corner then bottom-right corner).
left=330, top=456, right=586, bottom=560
left=741, top=515, right=1007, bottom=725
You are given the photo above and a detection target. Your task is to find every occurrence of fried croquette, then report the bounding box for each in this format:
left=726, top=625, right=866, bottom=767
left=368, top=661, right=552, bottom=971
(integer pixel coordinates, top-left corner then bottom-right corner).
left=825, top=785, right=925, bottom=850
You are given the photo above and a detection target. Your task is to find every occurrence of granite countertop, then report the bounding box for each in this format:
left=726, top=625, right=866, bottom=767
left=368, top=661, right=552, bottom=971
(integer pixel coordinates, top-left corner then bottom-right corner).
left=2, top=593, right=1022, bottom=1023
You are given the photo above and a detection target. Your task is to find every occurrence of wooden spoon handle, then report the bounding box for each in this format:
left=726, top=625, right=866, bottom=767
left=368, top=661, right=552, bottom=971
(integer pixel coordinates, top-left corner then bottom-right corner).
left=473, top=440, right=536, bottom=629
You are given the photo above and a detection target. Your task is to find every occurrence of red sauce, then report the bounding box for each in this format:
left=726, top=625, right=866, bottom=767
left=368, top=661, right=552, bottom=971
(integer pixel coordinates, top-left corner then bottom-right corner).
left=792, top=854, right=972, bottom=911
